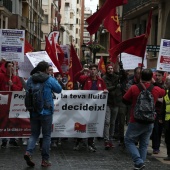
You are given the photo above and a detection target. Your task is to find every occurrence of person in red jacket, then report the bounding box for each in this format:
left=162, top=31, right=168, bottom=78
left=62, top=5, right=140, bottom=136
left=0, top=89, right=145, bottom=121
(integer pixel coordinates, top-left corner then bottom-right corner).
left=123, top=69, right=165, bottom=170
left=74, top=64, right=107, bottom=152
left=0, top=61, right=23, bottom=91
left=0, top=61, right=23, bottom=148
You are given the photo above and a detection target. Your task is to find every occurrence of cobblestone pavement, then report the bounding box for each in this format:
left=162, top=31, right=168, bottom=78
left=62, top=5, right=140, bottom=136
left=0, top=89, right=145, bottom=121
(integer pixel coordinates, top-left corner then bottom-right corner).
left=0, top=138, right=170, bottom=170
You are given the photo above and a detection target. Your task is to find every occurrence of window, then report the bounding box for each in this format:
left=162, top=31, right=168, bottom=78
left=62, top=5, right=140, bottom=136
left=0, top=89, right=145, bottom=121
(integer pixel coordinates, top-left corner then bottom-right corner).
left=76, top=28, right=78, bottom=34
left=42, top=15, right=48, bottom=24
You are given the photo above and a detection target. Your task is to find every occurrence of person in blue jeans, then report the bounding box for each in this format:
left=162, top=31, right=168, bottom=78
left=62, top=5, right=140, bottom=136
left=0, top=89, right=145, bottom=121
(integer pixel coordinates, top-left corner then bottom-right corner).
left=123, top=69, right=165, bottom=170
left=24, top=61, right=62, bottom=167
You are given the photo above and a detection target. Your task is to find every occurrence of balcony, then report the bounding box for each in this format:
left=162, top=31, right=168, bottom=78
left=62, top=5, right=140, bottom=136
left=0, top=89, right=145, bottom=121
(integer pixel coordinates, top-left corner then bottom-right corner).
left=21, top=16, right=28, bottom=28
left=8, top=14, right=21, bottom=29
left=124, top=0, right=159, bottom=18
left=0, top=0, right=12, bottom=13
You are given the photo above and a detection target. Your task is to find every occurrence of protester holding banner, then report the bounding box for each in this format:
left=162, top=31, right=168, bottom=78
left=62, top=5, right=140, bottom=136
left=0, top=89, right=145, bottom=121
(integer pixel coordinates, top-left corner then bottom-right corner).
left=0, top=61, right=23, bottom=148
left=102, top=64, right=121, bottom=149
left=74, top=64, right=107, bottom=152
left=24, top=61, right=62, bottom=167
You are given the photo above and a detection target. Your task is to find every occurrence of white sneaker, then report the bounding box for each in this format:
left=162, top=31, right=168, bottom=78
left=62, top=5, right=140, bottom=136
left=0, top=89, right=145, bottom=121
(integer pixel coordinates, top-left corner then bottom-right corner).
left=23, top=139, right=28, bottom=146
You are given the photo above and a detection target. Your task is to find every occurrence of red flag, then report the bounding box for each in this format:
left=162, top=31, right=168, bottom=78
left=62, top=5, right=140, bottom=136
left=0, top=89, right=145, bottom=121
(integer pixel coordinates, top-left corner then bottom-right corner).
left=24, top=40, right=33, bottom=54
left=66, top=50, right=73, bottom=90
left=56, top=43, right=64, bottom=65
left=98, top=56, right=106, bottom=74
left=70, top=44, right=83, bottom=81
left=109, top=11, right=152, bottom=62
left=45, top=36, right=63, bottom=76
left=66, top=44, right=83, bottom=90
left=86, top=0, right=127, bottom=35
left=104, top=8, right=121, bottom=42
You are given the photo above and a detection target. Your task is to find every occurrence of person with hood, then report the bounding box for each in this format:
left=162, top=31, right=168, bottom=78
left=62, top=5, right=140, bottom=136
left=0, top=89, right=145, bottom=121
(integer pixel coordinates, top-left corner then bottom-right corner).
left=24, top=61, right=62, bottom=167
left=102, top=64, right=121, bottom=149
left=0, top=61, right=23, bottom=148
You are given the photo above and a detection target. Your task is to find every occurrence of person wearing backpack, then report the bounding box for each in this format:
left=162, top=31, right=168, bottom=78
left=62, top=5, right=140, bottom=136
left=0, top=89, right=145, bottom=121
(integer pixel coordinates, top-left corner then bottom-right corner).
left=123, top=69, right=165, bottom=170
left=24, top=61, right=62, bottom=167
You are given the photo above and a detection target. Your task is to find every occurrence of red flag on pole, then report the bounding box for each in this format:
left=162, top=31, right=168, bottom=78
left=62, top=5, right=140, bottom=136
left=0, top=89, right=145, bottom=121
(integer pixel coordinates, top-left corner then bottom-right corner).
left=56, top=43, right=64, bottom=65
left=98, top=56, right=106, bottom=74
left=86, top=0, right=127, bottom=35
left=109, top=10, right=152, bottom=63
left=45, top=36, right=63, bottom=76
left=104, top=8, right=121, bottom=42
left=70, top=44, right=83, bottom=81
left=24, top=40, right=33, bottom=54
left=66, top=54, right=73, bottom=90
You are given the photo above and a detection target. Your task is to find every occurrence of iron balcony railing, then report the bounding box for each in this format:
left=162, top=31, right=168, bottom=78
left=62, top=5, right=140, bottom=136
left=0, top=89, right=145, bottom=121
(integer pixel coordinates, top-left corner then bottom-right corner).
left=0, top=0, right=12, bottom=13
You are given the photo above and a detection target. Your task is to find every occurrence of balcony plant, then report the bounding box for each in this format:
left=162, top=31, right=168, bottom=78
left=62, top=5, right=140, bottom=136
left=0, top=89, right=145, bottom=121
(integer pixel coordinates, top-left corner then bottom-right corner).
left=86, top=41, right=105, bottom=53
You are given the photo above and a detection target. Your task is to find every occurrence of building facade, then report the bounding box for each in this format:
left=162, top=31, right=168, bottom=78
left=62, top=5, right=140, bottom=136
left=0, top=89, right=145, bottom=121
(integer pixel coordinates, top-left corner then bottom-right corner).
left=60, top=0, right=84, bottom=57
left=41, top=0, right=61, bottom=50
left=0, top=0, right=12, bottom=29
left=97, top=0, right=170, bottom=68
left=7, top=0, right=43, bottom=51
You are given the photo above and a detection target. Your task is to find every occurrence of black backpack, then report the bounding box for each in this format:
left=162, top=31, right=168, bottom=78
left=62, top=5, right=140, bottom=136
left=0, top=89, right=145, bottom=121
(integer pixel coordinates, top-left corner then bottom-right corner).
left=25, top=78, right=45, bottom=114
left=134, top=83, right=156, bottom=124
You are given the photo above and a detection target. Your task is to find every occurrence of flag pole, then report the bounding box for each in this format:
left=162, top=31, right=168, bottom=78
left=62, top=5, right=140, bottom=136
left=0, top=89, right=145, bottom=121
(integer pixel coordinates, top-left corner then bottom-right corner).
left=119, top=5, right=124, bottom=63
left=118, top=5, right=125, bottom=83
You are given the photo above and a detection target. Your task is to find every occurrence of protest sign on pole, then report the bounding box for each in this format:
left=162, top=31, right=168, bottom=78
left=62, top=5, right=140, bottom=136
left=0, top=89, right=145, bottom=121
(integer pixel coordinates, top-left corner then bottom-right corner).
left=1, top=90, right=107, bottom=138
left=60, top=45, right=69, bottom=73
left=121, top=53, right=147, bottom=70
left=0, top=29, right=25, bottom=62
left=18, top=55, right=34, bottom=79
left=26, top=51, right=59, bottom=73
left=156, top=39, right=170, bottom=72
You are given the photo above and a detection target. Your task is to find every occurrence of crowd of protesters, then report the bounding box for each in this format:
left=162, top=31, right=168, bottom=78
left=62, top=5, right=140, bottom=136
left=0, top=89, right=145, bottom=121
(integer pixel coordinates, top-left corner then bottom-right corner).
left=1, top=58, right=170, bottom=169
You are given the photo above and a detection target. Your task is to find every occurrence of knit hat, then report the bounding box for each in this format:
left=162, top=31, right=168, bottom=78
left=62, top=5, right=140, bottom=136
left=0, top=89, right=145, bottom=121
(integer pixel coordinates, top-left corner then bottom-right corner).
left=106, top=64, right=113, bottom=70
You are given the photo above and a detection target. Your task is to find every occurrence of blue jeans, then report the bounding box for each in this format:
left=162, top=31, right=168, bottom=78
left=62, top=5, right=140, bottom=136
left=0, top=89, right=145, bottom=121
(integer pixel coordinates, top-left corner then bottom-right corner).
left=26, top=114, right=52, bottom=160
left=125, top=122, right=153, bottom=165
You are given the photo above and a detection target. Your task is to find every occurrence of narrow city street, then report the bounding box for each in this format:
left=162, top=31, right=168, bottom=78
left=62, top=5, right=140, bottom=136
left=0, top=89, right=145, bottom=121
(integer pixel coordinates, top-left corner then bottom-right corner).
left=0, top=138, right=170, bottom=170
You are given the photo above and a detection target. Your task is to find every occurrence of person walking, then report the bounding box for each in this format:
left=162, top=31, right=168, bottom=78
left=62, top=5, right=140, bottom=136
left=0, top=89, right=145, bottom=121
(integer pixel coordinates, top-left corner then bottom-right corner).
left=24, top=61, right=62, bottom=167
left=123, top=69, right=165, bottom=170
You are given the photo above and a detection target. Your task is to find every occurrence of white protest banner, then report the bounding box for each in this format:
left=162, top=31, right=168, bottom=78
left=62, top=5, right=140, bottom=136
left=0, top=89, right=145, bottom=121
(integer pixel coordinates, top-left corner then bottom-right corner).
left=0, top=29, right=25, bottom=62
left=121, top=53, right=147, bottom=70
left=157, top=39, right=170, bottom=72
left=9, top=91, right=29, bottom=118
left=60, top=45, right=69, bottom=73
left=18, top=55, right=34, bottom=78
left=26, top=51, right=59, bottom=72
left=7, top=90, right=107, bottom=138
left=0, top=94, right=9, bottom=105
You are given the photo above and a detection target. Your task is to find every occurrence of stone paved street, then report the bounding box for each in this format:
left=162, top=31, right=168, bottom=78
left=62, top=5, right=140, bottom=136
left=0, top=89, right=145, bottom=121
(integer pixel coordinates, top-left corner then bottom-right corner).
left=0, top=138, right=170, bottom=170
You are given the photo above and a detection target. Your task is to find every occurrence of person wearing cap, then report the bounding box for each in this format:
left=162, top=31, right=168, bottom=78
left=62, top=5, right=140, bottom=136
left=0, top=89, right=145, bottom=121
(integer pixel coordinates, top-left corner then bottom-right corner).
left=102, top=63, right=121, bottom=149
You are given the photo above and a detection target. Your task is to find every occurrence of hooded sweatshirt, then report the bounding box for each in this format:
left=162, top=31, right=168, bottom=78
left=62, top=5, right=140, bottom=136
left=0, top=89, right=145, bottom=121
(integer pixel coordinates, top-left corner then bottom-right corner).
left=26, top=72, right=62, bottom=116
